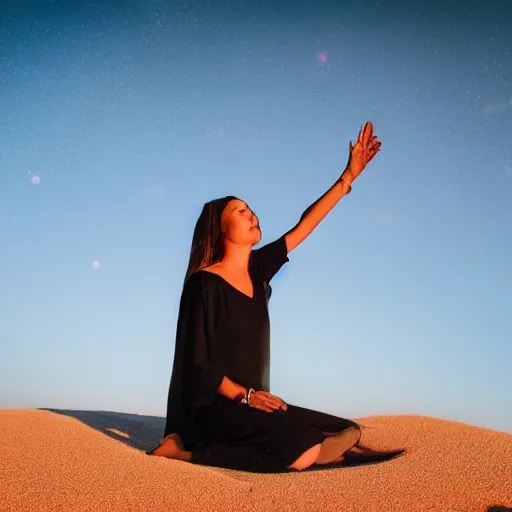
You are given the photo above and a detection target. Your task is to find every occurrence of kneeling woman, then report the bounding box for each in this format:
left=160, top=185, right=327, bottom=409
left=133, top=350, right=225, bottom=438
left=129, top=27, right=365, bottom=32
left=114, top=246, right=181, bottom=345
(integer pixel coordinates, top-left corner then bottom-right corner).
left=149, top=122, right=400, bottom=472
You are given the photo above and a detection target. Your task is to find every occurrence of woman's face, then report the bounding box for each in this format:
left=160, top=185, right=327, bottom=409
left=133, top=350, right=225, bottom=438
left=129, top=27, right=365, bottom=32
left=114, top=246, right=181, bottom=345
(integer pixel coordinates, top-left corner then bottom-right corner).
left=221, top=198, right=261, bottom=246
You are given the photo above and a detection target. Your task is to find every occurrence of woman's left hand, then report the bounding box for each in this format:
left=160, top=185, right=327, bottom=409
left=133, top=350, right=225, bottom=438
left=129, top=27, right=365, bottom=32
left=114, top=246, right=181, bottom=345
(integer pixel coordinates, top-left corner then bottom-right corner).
left=248, top=390, right=288, bottom=412
left=341, top=121, right=382, bottom=185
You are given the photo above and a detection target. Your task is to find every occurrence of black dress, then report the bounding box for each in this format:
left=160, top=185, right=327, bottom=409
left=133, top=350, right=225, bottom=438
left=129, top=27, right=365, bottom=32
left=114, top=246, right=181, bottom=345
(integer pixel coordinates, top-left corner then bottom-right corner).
left=161, top=235, right=360, bottom=473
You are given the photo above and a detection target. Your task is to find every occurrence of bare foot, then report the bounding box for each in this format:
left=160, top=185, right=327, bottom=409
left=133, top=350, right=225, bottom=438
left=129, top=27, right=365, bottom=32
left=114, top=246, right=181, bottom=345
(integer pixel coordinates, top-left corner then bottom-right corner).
left=147, top=434, right=192, bottom=462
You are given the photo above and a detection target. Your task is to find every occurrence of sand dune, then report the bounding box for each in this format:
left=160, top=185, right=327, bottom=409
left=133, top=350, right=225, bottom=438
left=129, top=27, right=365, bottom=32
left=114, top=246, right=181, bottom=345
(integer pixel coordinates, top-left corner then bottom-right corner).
left=0, top=409, right=511, bottom=512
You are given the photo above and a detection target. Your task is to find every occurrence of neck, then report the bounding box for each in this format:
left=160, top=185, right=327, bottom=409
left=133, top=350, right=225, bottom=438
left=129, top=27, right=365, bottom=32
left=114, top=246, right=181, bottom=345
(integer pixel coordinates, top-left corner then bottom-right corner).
left=220, top=241, right=252, bottom=274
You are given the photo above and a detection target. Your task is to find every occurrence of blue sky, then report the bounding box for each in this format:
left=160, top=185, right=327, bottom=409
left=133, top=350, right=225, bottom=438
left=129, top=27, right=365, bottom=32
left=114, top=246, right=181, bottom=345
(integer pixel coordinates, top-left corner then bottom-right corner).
left=1, top=0, right=511, bottom=433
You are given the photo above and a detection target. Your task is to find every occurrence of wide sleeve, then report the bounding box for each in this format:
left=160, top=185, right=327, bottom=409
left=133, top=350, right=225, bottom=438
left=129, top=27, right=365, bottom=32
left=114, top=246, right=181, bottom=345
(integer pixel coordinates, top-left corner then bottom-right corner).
left=250, top=235, right=289, bottom=284
left=177, top=274, right=225, bottom=408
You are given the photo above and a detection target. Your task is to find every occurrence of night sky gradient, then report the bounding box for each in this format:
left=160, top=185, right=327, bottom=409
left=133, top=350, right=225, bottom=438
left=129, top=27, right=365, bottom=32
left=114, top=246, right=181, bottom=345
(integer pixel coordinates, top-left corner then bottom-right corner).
left=1, top=0, right=511, bottom=433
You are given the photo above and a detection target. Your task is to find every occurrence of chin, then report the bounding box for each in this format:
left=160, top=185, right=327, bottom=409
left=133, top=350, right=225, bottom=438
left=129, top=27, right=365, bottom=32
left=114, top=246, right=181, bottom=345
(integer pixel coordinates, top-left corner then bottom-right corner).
left=250, top=229, right=262, bottom=245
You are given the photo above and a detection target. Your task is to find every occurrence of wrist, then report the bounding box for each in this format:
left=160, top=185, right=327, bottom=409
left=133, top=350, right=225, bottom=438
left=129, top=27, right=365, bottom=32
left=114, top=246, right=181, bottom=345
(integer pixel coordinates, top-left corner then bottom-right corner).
left=235, top=387, right=254, bottom=407
left=338, top=174, right=353, bottom=194
left=234, top=385, right=247, bottom=401
left=341, top=169, right=355, bottom=186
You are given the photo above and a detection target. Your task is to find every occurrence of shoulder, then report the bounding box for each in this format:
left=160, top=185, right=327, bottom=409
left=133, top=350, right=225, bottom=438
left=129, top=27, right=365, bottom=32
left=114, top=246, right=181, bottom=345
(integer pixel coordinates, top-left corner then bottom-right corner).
left=182, top=271, right=211, bottom=298
left=183, top=269, right=224, bottom=297
left=197, top=263, right=222, bottom=277
left=251, top=235, right=288, bottom=258
left=184, top=270, right=211, bottom=289
left=178, top=272, right=212, bottom=313
left=250, top=235, right=289, bottom=283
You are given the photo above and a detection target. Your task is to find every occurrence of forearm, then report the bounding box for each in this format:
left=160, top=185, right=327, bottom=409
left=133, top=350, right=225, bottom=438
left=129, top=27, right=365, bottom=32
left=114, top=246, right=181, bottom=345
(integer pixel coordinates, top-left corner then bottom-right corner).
left=285, top=174, right=351, bottom=253
left=217, top=376, right=246, bottom=400
left=299, top=175, right=351, bottom=226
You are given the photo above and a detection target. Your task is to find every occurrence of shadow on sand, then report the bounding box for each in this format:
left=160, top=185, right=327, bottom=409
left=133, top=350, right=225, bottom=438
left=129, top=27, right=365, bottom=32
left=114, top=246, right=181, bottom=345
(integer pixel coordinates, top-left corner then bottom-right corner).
left=41, top=408, right=405, bottom=472
left=40, top=408, right=165, bottom=454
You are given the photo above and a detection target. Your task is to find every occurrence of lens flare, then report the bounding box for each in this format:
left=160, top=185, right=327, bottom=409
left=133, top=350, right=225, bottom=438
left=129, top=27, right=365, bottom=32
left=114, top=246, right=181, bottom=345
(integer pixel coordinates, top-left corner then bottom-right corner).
left=317, top=53, right=327, bottom=64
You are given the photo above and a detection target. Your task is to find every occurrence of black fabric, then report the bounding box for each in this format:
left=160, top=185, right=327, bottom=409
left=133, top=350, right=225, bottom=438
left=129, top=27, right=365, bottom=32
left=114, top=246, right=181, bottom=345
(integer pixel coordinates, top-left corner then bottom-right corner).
left=250, top=234, right=289, bottom=284
left=161, top=235, right=360, bottom=472
left=190, top=396, right=360, bottom=472
left=163, top=236, right=289, bottom=439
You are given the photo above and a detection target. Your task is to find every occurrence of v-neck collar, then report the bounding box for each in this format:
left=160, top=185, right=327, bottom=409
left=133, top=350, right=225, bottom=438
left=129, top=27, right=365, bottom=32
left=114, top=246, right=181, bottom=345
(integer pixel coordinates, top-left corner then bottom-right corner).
left=198, top=270, right=255, bottom=300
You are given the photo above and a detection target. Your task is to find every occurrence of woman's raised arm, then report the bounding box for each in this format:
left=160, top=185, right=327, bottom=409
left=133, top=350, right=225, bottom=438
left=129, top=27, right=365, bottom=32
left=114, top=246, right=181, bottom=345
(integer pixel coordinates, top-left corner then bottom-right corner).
left=284, top=121, right=381, bottom=253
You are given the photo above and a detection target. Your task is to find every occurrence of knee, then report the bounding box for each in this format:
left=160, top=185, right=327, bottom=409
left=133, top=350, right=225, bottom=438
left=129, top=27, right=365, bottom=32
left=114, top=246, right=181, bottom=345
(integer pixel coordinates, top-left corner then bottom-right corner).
left=347, top=420, right=361, bottom=433
left=288, top=443, right=322, bottom=471
left=350, top=425, right=362, bottom=444
left=343, top=422, right=361, bottom=444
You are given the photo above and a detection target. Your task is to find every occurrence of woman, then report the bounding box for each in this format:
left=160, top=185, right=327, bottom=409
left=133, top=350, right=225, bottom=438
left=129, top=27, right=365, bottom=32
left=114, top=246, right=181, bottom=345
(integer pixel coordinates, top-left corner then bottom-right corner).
left=148, top=122, right=402, bottom=472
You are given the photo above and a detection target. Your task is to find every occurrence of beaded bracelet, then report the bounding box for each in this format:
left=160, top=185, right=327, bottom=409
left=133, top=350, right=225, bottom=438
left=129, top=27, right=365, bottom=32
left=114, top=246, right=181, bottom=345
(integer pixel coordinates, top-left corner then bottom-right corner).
left=236, top=388, right=255, bottom=407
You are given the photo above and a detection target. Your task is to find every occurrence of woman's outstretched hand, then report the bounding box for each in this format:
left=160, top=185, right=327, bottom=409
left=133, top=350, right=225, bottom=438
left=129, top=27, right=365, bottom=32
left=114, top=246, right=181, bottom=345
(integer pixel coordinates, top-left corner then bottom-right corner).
left=250, top=391, right=288, bottom=413
left=341, top=121, right=382, bottom=185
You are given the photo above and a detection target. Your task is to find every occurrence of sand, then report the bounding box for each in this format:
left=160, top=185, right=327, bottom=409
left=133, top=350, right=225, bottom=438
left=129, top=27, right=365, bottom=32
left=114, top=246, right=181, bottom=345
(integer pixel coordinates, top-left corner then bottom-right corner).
left=0, top=409, right=511, bottom=512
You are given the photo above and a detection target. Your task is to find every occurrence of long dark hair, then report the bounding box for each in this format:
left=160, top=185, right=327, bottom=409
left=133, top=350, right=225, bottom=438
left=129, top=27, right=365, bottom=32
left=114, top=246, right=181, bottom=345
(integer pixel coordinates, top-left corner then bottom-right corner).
left=183, top=196, right=238, bottom=284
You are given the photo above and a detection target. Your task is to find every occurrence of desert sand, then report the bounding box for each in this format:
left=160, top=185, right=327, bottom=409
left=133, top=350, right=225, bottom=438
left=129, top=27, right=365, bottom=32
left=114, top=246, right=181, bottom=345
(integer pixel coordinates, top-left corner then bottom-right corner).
left=1, top=409, right=511, bottom=512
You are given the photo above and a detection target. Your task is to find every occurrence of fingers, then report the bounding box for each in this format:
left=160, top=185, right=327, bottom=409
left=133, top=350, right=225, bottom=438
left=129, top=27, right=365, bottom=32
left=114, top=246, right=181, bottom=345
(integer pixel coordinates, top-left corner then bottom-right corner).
left=357, top=121, right=372, bottom=143
left=264, top=392, right=288, bottom=411
left=250, top=392, right=287, bottom=413
left=253, top=400, right=277, bottom=413
left=364, top=130, right=381, bottom=162
left=355, top=122, right=375, bottom=153
left=362, top=121, right=373, bottom=143
left=258, top=404, right=276, bottom=413
left=365, top=145, right=381, bottom=165
left=274, top=396, right=287, bottom=410
left=249, top=392, right=276, bottom=412
left=261, top=392, right=282, bottom=410
left=367, top=134, right=379, bottom=148
left=369, top=141, right=381, bottom=153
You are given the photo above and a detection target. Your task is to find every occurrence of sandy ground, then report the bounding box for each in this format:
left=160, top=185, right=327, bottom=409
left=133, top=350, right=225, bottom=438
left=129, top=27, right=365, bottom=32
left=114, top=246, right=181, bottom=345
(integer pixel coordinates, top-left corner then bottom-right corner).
left=0, top=409, right=511, bottom=512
